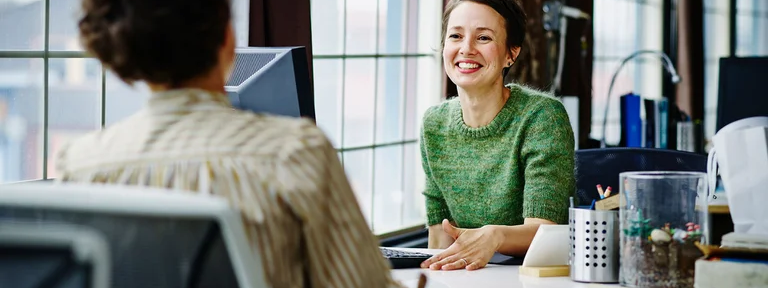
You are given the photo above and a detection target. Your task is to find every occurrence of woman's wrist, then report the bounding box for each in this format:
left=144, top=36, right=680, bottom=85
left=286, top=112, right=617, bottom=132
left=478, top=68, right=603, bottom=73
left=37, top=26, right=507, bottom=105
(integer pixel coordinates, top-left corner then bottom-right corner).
left=483, top=225, right=505, bottom=251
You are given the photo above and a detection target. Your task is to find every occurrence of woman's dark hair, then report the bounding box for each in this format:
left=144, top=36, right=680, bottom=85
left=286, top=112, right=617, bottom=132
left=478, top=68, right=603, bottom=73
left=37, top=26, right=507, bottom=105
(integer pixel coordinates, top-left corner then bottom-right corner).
left=79, top=0, right=232, bottom=86
left=440, top=0, right=527, bottom=77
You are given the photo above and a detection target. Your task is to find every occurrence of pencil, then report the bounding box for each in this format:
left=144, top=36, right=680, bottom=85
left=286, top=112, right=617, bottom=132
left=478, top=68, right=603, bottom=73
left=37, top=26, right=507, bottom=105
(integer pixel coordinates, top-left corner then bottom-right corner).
left=604, top=186, right=612, bottom=197
left=596, top=184, right=604, bottom=199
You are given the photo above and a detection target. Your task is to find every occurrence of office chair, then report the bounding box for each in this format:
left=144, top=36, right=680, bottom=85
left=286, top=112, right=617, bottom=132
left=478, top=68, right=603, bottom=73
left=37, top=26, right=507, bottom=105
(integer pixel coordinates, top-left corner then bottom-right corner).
left=574, top=148, right=707, bottom=206
left=0, top=222, right=110, bottom=288
left=0, top=183, right=268, bottom=288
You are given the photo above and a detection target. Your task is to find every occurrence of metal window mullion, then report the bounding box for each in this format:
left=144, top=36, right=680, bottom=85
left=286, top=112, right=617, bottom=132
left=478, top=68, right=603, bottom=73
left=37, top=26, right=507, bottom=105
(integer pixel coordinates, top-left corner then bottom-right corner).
left=370, top=0, right=381, bottom=232
left=398, top=0, right=415, bottom=226
left=337, top=139, right=417, bottom=153
left=0, top=51, right=88, bottom=58
left=339, top=0, right=347, bottom=164
left=42, top=0, right=50, bottom=179
left=101, top=66, right=106, bottom=128
left=314, top=53, right=432, bottom=59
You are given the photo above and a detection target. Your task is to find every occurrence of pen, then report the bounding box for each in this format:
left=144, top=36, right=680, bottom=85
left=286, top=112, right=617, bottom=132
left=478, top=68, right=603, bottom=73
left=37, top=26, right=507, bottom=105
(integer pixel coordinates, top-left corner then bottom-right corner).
left=589, top=199, right=596, bottom=210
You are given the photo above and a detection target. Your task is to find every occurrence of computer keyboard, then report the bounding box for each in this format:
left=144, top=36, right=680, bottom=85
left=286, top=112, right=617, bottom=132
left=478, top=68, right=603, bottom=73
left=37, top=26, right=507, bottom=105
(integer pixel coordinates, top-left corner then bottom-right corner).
left=380, top=247, right=432, bottom=269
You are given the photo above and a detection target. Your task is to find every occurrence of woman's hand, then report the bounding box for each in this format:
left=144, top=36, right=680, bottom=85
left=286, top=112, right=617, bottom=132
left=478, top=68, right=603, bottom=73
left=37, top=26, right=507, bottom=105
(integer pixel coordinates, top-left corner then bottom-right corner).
left=420, top=219, right=502, bottom=271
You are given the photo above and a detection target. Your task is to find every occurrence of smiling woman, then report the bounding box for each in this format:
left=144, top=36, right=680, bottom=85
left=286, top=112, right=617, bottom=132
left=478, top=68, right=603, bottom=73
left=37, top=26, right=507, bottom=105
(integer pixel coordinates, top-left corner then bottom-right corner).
left=419, top=0, right=576, bottom=272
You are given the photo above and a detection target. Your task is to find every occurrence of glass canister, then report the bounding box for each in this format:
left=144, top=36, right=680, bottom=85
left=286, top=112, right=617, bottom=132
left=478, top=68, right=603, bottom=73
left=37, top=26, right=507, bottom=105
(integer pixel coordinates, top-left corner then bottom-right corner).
left=618, top=171, right=709, bottom=288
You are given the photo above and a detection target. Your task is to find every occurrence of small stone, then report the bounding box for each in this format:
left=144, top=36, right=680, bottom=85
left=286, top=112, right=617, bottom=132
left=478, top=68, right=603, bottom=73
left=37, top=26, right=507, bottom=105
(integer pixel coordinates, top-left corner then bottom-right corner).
left=651, top=229, right=672, bottom=243
left=672, top=229, right=688, bottom=243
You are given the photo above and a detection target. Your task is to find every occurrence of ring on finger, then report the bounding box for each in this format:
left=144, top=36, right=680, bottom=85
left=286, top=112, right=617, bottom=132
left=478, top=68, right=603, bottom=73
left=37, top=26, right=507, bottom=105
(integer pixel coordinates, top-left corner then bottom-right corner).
left=460, top=258, right=468, bottom=266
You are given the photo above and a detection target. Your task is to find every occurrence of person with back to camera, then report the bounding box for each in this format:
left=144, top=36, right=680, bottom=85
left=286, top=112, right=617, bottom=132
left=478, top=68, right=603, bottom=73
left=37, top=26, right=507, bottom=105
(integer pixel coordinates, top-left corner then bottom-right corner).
left=419, top=0, right=576, bottom=271
left=55, top=0, right=406, bottom=287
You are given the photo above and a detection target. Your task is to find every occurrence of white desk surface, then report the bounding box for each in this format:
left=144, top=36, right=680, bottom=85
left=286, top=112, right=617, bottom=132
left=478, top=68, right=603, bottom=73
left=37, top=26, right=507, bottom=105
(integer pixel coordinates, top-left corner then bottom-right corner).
left=389, top=248, right=620, bottom=288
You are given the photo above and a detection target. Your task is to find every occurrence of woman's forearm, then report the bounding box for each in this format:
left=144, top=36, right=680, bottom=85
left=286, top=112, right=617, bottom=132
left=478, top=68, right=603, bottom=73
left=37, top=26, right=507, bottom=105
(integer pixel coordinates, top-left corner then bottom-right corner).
left=489, top=219, right=556, bottom=256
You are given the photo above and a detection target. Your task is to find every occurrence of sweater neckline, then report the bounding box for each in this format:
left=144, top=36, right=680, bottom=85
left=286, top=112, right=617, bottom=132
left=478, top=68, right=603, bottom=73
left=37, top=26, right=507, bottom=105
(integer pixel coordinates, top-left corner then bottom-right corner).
left=451, top=85, right=519, bottom=138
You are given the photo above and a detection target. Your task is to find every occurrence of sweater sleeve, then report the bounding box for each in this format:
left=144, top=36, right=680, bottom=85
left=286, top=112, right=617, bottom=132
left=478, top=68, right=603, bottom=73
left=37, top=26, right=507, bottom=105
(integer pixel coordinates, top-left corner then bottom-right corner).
left=420, top=112, right=453, bottom=227
left=520, top=98, right=575, bottom=224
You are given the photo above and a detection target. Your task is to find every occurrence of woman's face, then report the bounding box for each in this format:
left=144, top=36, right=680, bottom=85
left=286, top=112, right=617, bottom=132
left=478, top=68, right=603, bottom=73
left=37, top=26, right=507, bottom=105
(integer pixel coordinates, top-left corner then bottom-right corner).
left=442, top=1, right=514, bottom=91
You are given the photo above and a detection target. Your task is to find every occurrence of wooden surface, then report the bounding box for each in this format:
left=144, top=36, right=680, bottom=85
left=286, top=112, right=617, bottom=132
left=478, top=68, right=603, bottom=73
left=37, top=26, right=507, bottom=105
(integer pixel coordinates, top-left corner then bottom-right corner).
left=519, top=266, right=571, bottom=277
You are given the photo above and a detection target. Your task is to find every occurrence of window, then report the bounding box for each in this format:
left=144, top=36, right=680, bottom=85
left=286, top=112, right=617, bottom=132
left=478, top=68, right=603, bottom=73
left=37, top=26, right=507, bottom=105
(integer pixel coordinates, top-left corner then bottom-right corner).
left=0, top=0, right=250, bottom=183
left=310, top=0, right=442, bottom=234
left=703, top=0, right=732, bottom=140
left=735, top=0, right=768, bottom=57
left=591, top=0, right=663, bottom=145
left=703, top=0, right=767, bottom=140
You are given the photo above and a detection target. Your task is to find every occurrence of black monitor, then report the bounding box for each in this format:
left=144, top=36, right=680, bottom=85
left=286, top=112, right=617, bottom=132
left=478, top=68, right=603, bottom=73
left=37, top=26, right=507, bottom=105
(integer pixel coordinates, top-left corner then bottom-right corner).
left=716, top=56, right=768, bottom=131
left=224, top=47, right=315, bottom=121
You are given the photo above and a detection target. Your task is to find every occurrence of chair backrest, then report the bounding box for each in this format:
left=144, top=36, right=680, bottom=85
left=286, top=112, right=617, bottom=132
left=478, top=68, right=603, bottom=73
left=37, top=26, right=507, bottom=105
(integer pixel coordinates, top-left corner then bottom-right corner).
left=0, top=183, right=268, bottom=288
left=0, top=221, right=111, bottom=288
left=574, top=148, right=707, bottom=205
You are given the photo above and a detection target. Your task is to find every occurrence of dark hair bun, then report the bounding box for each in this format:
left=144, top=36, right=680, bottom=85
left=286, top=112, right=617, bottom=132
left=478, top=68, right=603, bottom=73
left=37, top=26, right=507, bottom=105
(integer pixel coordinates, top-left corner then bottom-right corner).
left=79, top=0, right=232, bottom=85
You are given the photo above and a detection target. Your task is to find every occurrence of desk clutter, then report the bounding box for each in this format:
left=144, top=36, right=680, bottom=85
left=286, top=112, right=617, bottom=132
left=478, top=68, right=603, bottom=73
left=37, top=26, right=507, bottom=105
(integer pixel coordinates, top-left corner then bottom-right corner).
left=694, top=239, right=768, bottom=288
left=559, top=170, right=767, bottom=287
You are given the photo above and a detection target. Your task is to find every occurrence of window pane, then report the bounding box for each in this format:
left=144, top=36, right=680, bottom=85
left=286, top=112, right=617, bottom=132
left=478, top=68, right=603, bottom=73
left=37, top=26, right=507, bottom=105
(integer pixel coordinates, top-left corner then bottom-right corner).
left=375, top=58, right=404, bottom=143
left=373, top=145, right=403, bottom=234
left=704, top=0, right=730, bottom=10
left=378, top=0, right=406, bottom=54
left=0, top=0, right=44, bottom=50
left=345, top=0, right=377, bottom=55
left=414, top=0, right=441, bottom=54
left=47, top=58, right=101, bottom=178
left=311, top=0, right=344, bottom=55
left=313, top=59, right=343, bottom=147
left=342, top=58, right=375, bottom=148
left=343, top=149, right=373, bottom=227
left=704, top=62, right=720, bottom=139
left=704, top=12, right=731, bottom=58
left=0, top=58, right=43, bottom=183
left=401, top=143, right=424, bottom=228
left=104, top=70, right=150, bottom=126
left=591, top=60, right=640, bottom=145
left=593, top=0, right=662, bottom=58
left=737, top=0, right=768, bottom=13
left=736, top=14, right=768, bottom=57
left=231, top=0, right=250, bottom=47
left=593, top=0, right=640, bottom=58
left=49, top=0, right=83, bottom=51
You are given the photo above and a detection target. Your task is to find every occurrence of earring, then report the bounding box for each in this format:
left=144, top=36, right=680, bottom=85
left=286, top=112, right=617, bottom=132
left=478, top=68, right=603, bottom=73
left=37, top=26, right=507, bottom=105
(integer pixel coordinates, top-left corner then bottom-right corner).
left=507, top=62, right=513, bottom=67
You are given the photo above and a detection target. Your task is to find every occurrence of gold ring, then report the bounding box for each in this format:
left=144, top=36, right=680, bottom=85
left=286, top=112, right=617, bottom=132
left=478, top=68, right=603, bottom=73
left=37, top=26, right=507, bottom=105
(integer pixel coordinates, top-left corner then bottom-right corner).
left=460, top=258, right=468, bottom=266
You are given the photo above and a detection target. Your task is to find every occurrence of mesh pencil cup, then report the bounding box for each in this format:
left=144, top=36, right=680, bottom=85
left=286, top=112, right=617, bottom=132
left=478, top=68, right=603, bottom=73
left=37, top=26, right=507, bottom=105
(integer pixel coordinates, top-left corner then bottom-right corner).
left=569, top=208, right=620, bottom=283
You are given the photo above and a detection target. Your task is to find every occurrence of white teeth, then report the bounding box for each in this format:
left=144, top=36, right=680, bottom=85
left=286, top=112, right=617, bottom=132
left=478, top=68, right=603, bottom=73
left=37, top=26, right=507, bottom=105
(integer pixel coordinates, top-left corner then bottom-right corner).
left=458, top=62, right=479, bottom=69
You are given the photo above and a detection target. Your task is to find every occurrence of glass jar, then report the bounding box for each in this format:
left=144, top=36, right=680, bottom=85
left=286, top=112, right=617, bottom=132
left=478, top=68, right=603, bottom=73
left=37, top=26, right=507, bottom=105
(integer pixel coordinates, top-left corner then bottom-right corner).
left=618, top=171, right=709, bottom=288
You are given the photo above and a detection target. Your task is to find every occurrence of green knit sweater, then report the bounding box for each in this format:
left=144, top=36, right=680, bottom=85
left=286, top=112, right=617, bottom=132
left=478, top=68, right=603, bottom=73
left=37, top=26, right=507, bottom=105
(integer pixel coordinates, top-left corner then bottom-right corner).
left=420, top=84, right=575, bottom=228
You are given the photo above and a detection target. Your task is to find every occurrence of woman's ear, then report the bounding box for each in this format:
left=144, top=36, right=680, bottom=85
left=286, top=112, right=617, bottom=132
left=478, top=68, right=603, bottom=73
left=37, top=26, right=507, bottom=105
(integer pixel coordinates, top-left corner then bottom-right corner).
left=508, top=46, right=521, bottom=66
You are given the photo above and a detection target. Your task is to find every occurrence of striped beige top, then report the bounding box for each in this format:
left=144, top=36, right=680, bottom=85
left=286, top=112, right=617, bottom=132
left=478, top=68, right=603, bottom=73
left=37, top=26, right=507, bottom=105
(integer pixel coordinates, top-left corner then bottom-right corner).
left=55, top=88, right=404, bottom=288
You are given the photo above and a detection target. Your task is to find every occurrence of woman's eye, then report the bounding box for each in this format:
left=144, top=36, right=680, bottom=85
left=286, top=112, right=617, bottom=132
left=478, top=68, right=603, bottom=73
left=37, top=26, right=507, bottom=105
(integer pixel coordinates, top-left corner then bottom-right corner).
left=448, top=34, right=461, bottom=39
left=478, top=35, right=492, bottom=41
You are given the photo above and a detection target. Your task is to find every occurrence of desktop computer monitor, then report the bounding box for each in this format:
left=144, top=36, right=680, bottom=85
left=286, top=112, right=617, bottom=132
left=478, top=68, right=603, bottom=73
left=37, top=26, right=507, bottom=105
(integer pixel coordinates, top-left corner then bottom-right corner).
left=716, top=56, right=768, bottom=131
left=225, top=47, right=315, bottom=121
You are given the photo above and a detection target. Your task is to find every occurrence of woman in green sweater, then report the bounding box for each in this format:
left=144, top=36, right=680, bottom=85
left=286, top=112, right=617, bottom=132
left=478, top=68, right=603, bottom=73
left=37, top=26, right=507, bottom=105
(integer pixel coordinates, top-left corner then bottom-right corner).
left=419, top=0, right=575, bottom=271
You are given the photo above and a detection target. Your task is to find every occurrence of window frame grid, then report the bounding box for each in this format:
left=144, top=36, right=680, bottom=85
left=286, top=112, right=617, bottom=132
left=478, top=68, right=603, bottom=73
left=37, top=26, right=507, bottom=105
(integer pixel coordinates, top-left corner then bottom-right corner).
left=3, top=0, right=432, bottom=234
left=0, top=0, right=109, bottom=181
left=312, top=0, right=437, bottom=233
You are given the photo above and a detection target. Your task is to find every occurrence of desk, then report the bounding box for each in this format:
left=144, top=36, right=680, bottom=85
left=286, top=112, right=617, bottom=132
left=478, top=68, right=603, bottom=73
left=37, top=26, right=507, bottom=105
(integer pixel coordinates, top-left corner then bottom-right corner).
left=390, top=249, right=619, bottom=288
